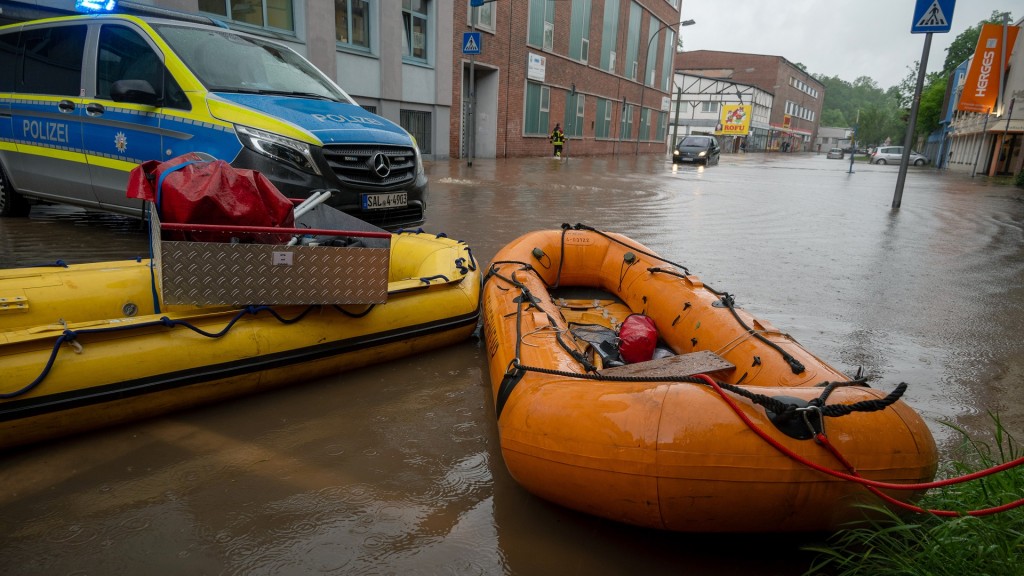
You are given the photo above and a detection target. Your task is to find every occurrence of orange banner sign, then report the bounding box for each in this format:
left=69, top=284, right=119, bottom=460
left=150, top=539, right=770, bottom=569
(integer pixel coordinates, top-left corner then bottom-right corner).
left=958, top=23, right=1019, bottom=113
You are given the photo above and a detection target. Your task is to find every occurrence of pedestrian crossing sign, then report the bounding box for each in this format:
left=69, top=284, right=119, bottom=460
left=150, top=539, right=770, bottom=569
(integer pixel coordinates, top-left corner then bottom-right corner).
left=463, top=32, right=481, bottom=55
left=911, top=0, right=955, bottom=33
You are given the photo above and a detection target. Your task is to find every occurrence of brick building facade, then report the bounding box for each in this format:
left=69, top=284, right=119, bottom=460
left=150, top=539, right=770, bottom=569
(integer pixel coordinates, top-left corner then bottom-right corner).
left=454, top=0, right=684, bottom=159
left=675, top=50, right=824, bottom=152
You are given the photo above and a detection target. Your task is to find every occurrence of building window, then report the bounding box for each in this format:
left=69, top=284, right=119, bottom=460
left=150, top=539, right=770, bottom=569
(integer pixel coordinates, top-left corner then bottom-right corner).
left=640, top=107, right=651, bottom=140
left=565, top=92, right=585, bottom=137
left=569, top=0, right=591, bottom=64
left=644, top=15, right=658, bottom=87
left=525, top=82, right=551, bottom=135
left=596, top=98, right=612, bottom=138
left=198, top=0, right=293, bottom=31
left=621, top=103, right=634, bottom=140
left=401, top=109, right=432, bottom=154
left=402, top=0, right=429, bottom=62
left=625, top=2, right=641, bottom=81
left=701, top=101, right=719, bottom=113
left=336, top=0, right=371, bottom=50
left=600, top=0, right=619, bottom=74
left=660, top=30, right=674, bottom=92
left=468, top=0, right=496, bottom=31
left=528, top=0, right=555, bottom=51
left=657, top=111, right=667, bottom=140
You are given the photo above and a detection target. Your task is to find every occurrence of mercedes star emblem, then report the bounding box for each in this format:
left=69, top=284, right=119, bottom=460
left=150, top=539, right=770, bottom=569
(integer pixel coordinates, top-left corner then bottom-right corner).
left=370, top=153, right=391, bottom=178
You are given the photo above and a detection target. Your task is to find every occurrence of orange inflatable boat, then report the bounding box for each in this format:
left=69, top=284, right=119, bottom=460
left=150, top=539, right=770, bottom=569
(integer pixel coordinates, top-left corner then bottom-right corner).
left=482, top=225, right=938, bottom=532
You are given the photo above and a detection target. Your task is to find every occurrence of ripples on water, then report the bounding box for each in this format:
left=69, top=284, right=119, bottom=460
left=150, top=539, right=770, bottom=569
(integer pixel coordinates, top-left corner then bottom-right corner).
left=3, top=154, right=1023, bottom=575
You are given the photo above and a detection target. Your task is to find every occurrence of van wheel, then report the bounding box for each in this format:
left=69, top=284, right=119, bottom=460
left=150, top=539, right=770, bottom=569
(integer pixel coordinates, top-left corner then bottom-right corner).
left=0, top=162, right=30, bottom=217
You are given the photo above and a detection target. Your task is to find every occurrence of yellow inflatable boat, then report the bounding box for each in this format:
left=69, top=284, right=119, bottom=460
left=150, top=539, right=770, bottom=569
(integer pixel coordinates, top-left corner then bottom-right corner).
left=483, top=225, right=937, bottom=532
left=0, top=232, right=481, bottom=450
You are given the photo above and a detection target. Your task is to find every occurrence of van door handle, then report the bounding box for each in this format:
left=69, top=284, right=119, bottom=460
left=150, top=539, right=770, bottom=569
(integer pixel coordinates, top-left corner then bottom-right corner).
left=58, top=100, right=76, bottom=113
left=86, top=103, right=105, bottom=116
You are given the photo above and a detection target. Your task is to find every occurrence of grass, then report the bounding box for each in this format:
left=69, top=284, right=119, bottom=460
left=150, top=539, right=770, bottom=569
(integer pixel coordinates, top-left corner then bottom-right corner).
left=803, top=414, right=1024, bottom=576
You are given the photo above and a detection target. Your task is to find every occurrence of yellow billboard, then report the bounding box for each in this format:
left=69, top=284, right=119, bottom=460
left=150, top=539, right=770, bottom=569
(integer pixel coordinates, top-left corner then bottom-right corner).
left=717, top=105, right=751, bottom=136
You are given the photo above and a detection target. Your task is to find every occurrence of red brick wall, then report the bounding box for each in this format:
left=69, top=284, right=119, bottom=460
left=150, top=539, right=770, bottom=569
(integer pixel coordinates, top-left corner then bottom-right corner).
left=452, top=0, right=683, bottom=158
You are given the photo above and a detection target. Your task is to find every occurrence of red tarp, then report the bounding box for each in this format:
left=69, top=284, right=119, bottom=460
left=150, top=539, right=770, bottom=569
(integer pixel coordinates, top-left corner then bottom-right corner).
left=127, top=153, right=294, bottom=243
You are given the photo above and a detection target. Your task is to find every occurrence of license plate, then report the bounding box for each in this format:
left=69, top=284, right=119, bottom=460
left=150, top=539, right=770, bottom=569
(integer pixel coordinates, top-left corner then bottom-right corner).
left=680, top=157, right=694, bottom=162
left=361, top=192, right=407, bottom=210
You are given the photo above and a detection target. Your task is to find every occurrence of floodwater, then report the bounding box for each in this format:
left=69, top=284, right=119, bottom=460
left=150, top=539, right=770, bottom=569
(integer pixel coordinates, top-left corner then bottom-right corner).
left=2, top=153, right=1023, bottom=575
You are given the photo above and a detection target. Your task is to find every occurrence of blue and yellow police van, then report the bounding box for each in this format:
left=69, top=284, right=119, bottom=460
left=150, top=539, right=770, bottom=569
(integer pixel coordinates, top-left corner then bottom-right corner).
left=0, top=11, right=426, bottom=229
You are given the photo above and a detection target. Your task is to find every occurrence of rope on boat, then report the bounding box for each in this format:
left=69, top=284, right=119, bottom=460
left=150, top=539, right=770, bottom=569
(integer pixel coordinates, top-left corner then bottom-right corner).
left=1, top=305, right=313, bottom=399
left=691, top=373, right=1024, bottom=517
left=563, top=224, right=804, bottom=373
left=503, top=358, right=899, bottom=420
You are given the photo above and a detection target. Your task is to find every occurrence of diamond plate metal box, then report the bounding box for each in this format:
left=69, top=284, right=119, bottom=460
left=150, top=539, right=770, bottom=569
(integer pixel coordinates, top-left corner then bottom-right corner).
left=150, top=205, right=390, bottom=306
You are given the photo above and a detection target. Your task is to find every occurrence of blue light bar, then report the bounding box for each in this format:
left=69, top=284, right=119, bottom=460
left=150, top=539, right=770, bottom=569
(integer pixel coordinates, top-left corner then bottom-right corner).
left=76, top=0, right=118, bottom=13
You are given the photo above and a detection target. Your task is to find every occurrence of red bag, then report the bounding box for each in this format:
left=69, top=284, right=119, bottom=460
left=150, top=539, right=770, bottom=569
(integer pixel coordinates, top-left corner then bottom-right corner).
left=127, top=153, right=294, bottom=243
left=618, top=314, right=658, bottom=364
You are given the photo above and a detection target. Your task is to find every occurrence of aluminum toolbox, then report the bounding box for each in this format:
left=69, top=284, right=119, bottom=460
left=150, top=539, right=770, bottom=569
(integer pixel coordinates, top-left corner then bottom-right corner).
left=150, top=202, right=391, bottom=306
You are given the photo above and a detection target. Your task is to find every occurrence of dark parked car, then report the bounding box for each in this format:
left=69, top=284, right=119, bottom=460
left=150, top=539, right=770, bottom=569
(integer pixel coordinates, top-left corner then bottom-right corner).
left=673, top=135, right=720, bottom=166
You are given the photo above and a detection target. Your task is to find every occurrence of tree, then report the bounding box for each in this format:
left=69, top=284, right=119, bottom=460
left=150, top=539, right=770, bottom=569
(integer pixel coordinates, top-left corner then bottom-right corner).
left=942, top=11, right=1013, bottom=73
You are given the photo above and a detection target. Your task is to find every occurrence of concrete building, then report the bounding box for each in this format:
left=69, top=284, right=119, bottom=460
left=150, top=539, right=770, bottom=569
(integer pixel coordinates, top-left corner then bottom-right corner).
left=945, top=17, right=1023, bottom=177
left=675, top=50, right=824, bottom=152
left=815, top=126, right=853, bottom=153
left=0, top=0, right=455, bottom=160
left=455, top=0, right=685, bottom=159
left=667, top=73, right=772, bottom=153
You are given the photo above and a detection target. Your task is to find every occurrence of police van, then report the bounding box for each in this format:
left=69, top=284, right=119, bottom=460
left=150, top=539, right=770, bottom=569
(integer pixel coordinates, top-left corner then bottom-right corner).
left=0, top=12, right=426, bottom=230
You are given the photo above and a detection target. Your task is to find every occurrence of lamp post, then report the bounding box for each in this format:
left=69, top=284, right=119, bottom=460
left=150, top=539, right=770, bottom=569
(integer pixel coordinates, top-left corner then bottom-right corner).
left=635, top=18, right=694, bottom=154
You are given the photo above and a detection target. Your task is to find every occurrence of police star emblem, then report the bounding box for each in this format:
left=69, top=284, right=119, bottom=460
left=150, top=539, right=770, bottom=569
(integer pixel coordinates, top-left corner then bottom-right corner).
left=114, top=131, right=128, bottom=153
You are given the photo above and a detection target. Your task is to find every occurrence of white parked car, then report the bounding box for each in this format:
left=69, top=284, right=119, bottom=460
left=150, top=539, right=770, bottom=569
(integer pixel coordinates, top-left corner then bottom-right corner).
left=870, top=146, right=928, bottom=166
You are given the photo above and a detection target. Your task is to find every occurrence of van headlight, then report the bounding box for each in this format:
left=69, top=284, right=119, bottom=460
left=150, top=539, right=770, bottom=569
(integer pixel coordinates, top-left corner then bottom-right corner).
left=410, top=134, right=425, bottom=176
left=235, top=125, right=322, bottom=176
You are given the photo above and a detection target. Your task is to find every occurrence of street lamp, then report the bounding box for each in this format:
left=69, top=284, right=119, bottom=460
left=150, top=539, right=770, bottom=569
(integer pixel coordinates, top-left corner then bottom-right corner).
left=636, top=18, right=695, bottom=154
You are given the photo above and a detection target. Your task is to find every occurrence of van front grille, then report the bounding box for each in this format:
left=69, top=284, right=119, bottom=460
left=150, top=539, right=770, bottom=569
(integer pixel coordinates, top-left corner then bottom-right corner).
left=322, top=145, right=417, bottom=189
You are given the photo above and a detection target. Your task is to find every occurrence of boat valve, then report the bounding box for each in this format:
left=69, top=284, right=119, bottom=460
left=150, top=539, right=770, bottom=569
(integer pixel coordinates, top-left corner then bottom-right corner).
left=532, top=248, right=545, bottom=260
left=623, top=252, right=636, bottom=264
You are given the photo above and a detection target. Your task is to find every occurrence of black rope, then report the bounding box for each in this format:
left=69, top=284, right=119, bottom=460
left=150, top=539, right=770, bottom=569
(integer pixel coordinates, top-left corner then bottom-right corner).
left=646, top=266, right=805, bottom=374
left=508, top=360, right=906, bottom=420
left=3, top=304, right=326, bottom=399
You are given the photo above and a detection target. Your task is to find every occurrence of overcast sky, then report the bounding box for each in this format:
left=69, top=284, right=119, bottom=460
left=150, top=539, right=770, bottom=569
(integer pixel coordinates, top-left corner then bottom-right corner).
left=680, top=0, right=1015, bottom=89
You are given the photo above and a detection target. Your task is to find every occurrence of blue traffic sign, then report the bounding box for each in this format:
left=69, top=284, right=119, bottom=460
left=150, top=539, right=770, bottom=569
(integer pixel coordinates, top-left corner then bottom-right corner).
left=462, top=32, right=481, bottom=55
left=911, top=0, right=955, bottom=33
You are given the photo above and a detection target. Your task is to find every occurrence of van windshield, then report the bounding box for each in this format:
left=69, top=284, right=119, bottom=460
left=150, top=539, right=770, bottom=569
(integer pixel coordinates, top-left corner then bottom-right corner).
left=154, top=24, right=355, bottom=103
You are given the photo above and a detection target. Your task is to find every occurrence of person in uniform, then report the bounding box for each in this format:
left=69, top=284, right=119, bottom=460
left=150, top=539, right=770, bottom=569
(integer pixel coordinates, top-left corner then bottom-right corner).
left=549, top=124, right=565, bottom=157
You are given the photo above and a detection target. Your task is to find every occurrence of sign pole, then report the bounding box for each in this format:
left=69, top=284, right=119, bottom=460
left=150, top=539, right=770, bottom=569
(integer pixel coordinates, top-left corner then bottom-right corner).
left=468, top=11, right=476, bottom=167
left=892, top=32, right=931, bottom=209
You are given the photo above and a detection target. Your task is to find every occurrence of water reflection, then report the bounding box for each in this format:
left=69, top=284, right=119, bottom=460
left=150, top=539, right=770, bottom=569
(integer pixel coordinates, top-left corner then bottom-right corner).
left=2, top=154, right=1023, bottom=574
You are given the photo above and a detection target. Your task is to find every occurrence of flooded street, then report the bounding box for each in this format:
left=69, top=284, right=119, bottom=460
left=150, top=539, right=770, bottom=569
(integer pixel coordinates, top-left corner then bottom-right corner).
left=2, top=153, right=1023, bottom=575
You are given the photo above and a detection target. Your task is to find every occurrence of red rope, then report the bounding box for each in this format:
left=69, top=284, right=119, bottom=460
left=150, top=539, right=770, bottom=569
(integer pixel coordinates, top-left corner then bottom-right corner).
left=694, top=373, right=1024, bottom=517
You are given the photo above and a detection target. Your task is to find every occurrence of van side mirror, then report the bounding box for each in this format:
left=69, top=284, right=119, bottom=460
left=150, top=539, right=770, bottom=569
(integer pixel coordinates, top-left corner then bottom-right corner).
left=111, top=79, right=159, bottom=107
